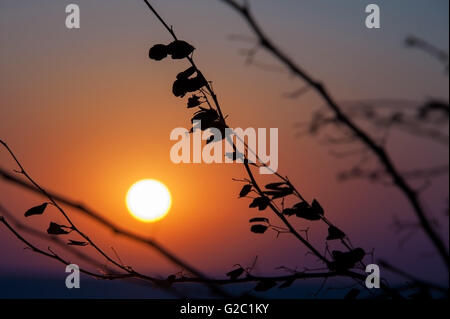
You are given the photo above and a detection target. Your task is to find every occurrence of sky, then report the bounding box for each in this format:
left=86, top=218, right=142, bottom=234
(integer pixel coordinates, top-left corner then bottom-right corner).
left=0, top=0, right=448, bottom=297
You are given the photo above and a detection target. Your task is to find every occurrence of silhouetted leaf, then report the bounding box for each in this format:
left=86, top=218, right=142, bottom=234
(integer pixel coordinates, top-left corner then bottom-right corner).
left=250, top=224, right=268, bottom=234
left=265, top=182, right=287, bottom=190
left=226, top=267, right=245, bottom=280
left=249, top=217, right=269, bottom=223
left=67, top=240, right=88, bottom=246
left=278, top=277, right=296, bottom=289
left=24, top=203, right=47, bottom=217
left=249, top=198, right=259, bottom=208
left=167, top=40, right=195, bottom=59
left=172, top=75, right=207, bottom=97
left=253, top=280, right=277, bottom=292
left=330, top=248, right=365, bottom=271
left=292, top=202, right=321, bottom=220
left=293, top=201, right=309, bottom=211
left=47, top=222, right=70, bottom=235
left=239, top=184, right=252, bottom=197
left=350, top=248, right=365, bottom=263
left=257, top=197, right=270, bottom=210
left=327, top=226, right=346, bottom=240
left=311, top=199, right=324, bottom=216
left=282, top=208, right=296, bottom=216
left=344, top=288, right=360, bottom=299
left=249, top=197, right=270, bottom=211
left=264, top=187, right=293, bottom=199
left=172, top=78, right=188, bottom=97
left=177, top=66, right=197, bottom=80
left=187, top=95, right=201, bottom=108
left=148, top=44, right=168, bottom=61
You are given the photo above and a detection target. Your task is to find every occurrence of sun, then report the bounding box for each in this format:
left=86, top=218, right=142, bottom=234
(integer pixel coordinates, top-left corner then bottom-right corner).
left=126, top=179, right=172, bottom=222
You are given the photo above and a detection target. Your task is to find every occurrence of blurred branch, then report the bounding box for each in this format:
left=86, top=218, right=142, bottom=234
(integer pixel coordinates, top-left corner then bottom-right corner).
left=344, top=100, right=449, bottom=146
left=338, top=165, right=449, bottom=183
left=406, top=36, right=449, bottom=72
left=220, top=0, right=449, bottom=270
left=0, top=183, right=390, bottom=294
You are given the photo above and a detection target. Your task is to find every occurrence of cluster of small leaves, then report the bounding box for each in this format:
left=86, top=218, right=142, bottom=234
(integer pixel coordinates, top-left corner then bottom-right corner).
left=149, top=40, right=227, bottom=138
left=173, top=67, right=207, bottom=98
left=24, top=203, right=88, bottom=247
left=148, top=17, right=367, bottom=289
left=149, top=40, right=195, bottom=61
left=282, top=199, right=323, bottom=221
left=238, top=180, right=348, bottom=251
left=238, top=181, right=334, bottom=238
left=149, top=40, right=206, bottom=101
left=344, top=288, right=361, bottom=299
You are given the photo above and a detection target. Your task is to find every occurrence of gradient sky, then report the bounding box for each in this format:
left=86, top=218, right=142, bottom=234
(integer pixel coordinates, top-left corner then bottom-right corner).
left=0, top=0, right=448, bottom=297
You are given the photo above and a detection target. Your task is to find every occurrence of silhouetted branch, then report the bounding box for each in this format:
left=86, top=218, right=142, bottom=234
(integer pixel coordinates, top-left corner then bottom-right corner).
left=2, top=1, right=446, bottom=298
left=0, top=140, right=229, bottom=298
left=0, top=186, right=385, bottom=295
left=142, top=0, right=335, bottom=268
left=0, top=216, right=135, bottom=281
left=0, top=203, right=114, bottom=273
left=0, top=196, right=369, bottom=292
left=0, top=164, right=211, bottom=279
left=2, top=161, right=392, bottom=295
left=140, top=0, right=404, bottom=297
left=220, top=0, right=449, bottom=270
left=1, top=0, right=383, bottom=298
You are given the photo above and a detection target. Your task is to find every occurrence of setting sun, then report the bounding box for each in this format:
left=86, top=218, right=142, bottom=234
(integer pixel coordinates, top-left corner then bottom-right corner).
left=126, top=179, right=172, bottom=222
